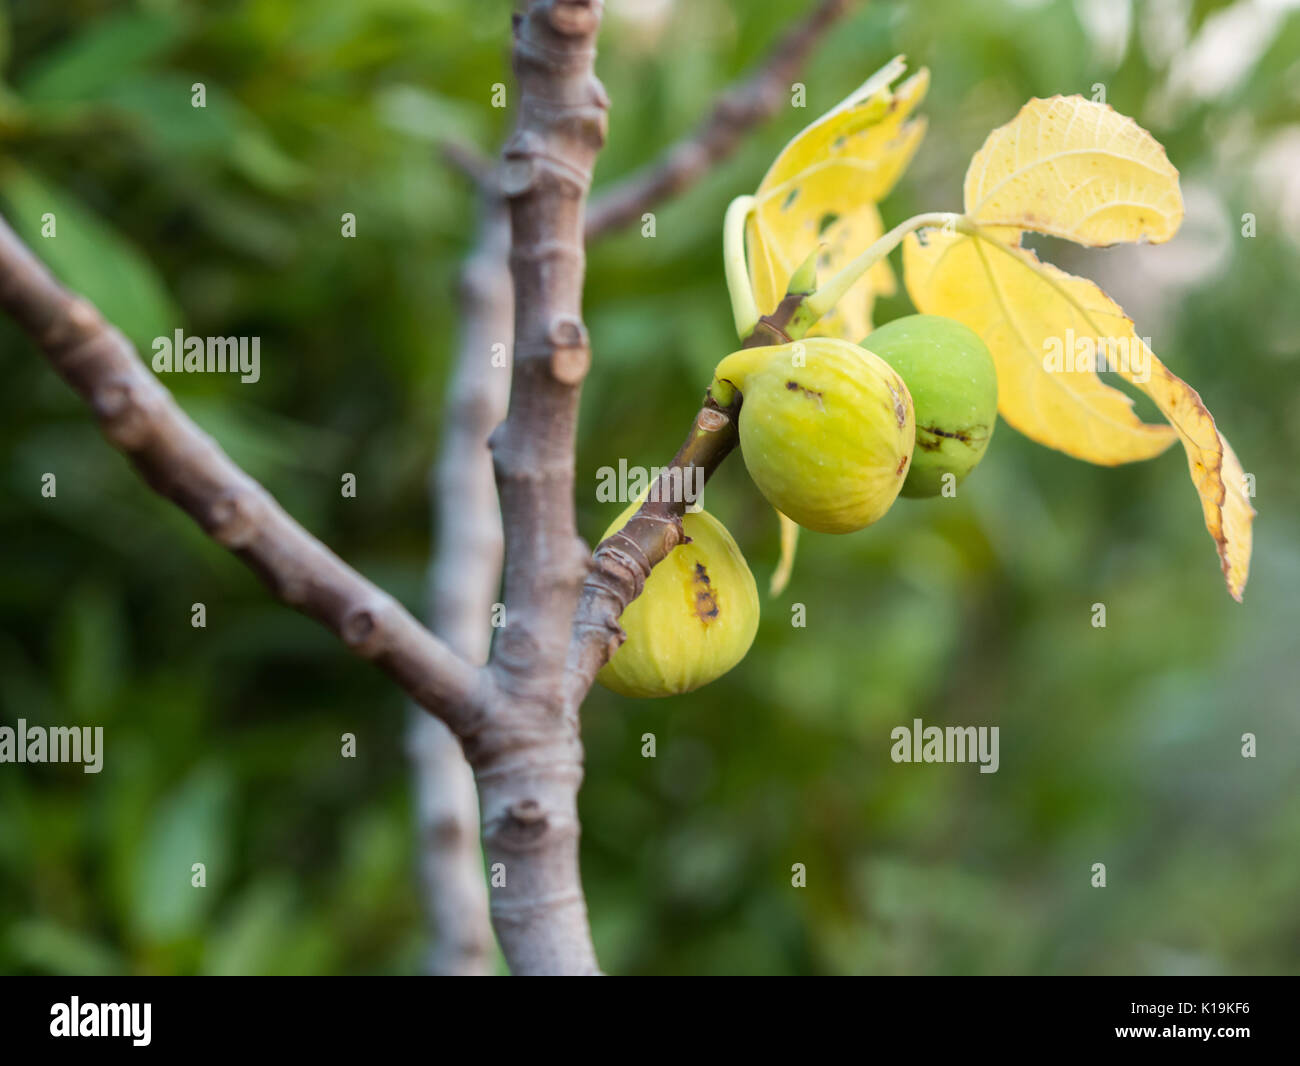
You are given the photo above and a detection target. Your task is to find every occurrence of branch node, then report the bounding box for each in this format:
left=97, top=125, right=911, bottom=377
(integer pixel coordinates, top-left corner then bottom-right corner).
left=588, top=75, right=610, bottom=112
left=499, top=158, right=538, bottom=198
left=44, top=296, right=103, bottom=350
left=67, top=297, right=103, bottom=335
left=508, top=798, right=547, bottom=825
left=208, top=487, right=261, bottom=549
left=697, top=408, right=729, bottom=433
left=512, top=238, right=582, bottom=264
left=570, top=106, right=609, bottom=150
left=342, top=602, right=388, bottom=654
left=546, top=0, right=601, bottom=37
left=94, top=379, right=155, bottom=450
left=603, top=628, right=623, bottom=661
left=546, top=313, right=586, bottom=348
left=547, top=314, right=590, bottom=383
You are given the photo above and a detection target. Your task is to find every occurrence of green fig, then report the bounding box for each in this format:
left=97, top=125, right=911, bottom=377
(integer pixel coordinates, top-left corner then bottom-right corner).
left=597, top=503, right=759, bottom=699
left=711, top=337, right=915, bottom=534
left=862, top=314, right=997, bottom=498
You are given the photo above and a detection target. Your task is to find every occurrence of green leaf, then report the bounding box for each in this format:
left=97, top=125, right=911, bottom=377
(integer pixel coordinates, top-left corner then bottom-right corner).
left=98, top=74, right=306, bottom=194
left=130, top=765, right=234, bottom=944
left=227, top=126, right=308, bottom=195
left=101, top=73, right=239, bottom=153
left=200, top=881, right=296, bottom=976
left=7, top=919, right=125, bottom=976
left=374, top=84, right=486, bottom=146
left=18, top=12, right=183, bottom=104
left=0, top=166, right=180, bottom=349
left=51, top=579, right=125, bottom=720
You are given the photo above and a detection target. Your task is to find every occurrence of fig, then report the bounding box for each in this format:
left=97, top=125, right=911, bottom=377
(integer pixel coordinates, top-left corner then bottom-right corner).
left=596, top=504, right=759, bottom=699
left=862, top=315, right=997, bottom=498
left=710, top=337, right=915, bottom=534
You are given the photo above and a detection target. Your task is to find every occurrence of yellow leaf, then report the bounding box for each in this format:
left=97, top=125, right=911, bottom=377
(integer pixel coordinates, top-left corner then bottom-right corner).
left=964, top=96, right=1183, bottom=246
left=1119, top=348, right=1255, bottom=601
left=904, top=224, right=1253, bottom=599
left=902, top=225, right=1176, bottom=464
left=747, top=58, right=927, bottom=338
left=813, top=202, right=896, bottom=343
left=1213, top=436, right=1255, bottom=602
left=749, top=203, right=895, bottom=343
left=769, top=510, right=799, bottom=597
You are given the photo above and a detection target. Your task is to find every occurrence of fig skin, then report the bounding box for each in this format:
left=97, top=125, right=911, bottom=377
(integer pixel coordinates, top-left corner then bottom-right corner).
left=711, top=338, right=915, bottom=534
left=862, top=315, right=997, bottom=498
left=596, top=504, right=759, bottom=699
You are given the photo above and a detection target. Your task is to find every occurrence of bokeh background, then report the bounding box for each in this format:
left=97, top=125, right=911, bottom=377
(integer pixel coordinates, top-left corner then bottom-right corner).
left=1, top=0, right=1297, bottom=975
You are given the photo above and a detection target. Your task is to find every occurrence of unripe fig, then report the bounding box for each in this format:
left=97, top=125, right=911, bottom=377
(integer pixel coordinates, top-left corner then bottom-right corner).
left=711, top=337, right=915, bottom=534
left=861, top=315, right=997, bottom=498
left=596, top=504, right=759, bottom=699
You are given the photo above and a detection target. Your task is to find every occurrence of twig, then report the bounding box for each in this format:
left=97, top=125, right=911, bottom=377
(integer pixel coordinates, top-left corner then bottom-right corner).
left=565, top=399, right=740, bottom=702
left=565, top=296, right=801, bottom=699
left=0, top=215, right=484, bottom=736
left=584, top=0, right=857, bottom=240
left=439, top=140, right=498, bottom=190
left=409, top=196, right=513, bottom=975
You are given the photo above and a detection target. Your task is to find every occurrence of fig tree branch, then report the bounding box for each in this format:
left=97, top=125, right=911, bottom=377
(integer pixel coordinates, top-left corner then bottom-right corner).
left=565, top=398, right=740, bottom=703
left=409, top=187, right=513, bottom=975
left=0, top=215, right=485, bottom=738
left=584, top=0, right=858, bottom=240
left=472, top=0, right=608, bottom=976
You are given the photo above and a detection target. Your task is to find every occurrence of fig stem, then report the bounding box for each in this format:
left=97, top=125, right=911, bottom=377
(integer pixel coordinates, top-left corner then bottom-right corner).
left=594, top=397, right=742, bottom=578
left=723, top=195, right=760, bottom=339
left=709, top=345, right=774, bottom=407
left=791, top=211, right=963, bottom=337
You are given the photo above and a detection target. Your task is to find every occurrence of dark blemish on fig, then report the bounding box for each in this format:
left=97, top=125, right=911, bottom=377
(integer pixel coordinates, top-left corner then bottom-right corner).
left=916, top=423, right=988, bottom=451
left=927, top=425, right=970, bottom=443
left=785, top=380, right=825, bottom=410
left=896, top=454, right=909, bottom=476
left=693, top=562, right=719, bottom=622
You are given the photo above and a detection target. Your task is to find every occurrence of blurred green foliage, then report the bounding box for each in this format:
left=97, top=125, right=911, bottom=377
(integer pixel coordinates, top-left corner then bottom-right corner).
left=1, top=0, right=1297, bottom=975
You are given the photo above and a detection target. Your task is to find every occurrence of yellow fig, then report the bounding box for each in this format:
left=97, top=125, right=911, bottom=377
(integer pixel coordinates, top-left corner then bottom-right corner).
left=711, top=337, right=915, bottom=533
left=596, top=503, right=759, bottom=699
